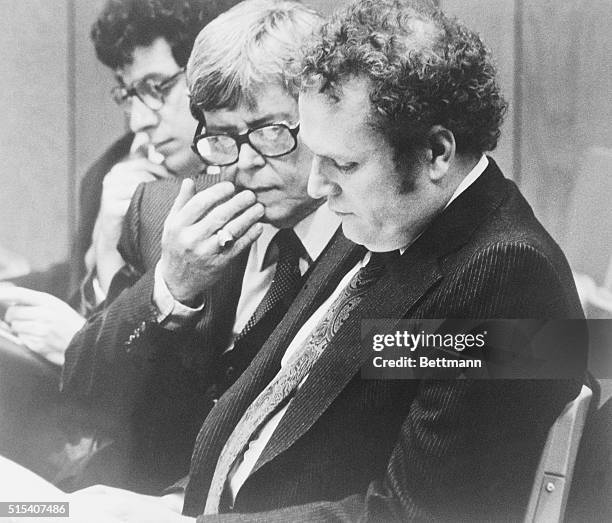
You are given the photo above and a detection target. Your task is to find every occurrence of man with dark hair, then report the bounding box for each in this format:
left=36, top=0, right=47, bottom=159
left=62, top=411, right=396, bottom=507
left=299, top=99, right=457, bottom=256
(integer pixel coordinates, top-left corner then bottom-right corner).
left=0, top=0, right=236, bottom=365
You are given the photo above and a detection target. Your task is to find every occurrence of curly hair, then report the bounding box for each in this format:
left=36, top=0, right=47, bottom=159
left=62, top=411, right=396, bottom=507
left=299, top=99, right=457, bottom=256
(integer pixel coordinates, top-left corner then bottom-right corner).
left=300, top=0, right=507, bottom=160
left=92, top=0, right=241, bottom=70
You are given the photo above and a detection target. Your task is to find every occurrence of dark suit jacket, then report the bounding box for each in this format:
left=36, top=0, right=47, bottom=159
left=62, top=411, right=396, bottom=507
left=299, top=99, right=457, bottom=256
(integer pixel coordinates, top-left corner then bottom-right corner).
left=182, top=159, right=587, bottom=522
left=61, top=175, right=352, bottom=493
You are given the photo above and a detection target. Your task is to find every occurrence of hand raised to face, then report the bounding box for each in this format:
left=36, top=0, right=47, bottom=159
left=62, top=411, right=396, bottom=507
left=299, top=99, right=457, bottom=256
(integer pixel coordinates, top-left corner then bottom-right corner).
left=159, top=179, right=264, bottom=305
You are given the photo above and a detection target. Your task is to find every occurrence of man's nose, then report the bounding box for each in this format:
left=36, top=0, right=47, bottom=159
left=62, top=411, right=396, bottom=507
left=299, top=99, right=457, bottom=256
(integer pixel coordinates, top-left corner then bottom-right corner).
left=128, top=97, right=160, bottom=134
left=307, top=156, right=336, bottom=199
left=236, top=142, right=266, bottom=172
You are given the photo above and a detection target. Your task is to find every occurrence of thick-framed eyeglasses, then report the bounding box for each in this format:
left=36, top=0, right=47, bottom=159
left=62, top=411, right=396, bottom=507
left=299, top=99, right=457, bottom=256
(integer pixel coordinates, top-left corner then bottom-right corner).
left=111, top=68, right=185, bottom=113
left=191, top=120, right=300, bottom=166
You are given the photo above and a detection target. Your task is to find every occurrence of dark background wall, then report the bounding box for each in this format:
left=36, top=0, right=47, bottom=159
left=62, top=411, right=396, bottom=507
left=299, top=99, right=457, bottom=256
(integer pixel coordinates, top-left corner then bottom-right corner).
left=1, top=0, right=610, bottom=284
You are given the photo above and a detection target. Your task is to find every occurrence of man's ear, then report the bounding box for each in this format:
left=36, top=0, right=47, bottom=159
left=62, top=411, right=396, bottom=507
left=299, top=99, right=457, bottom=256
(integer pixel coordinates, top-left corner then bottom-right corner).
left=426, top=125, right=455, bottom=181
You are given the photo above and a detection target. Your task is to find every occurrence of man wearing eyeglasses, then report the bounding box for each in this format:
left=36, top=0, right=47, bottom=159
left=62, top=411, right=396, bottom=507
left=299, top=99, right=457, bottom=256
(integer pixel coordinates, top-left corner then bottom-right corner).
left=61, top=0, right=348, bottom=495
left=0, top=0, right=239, bottom=367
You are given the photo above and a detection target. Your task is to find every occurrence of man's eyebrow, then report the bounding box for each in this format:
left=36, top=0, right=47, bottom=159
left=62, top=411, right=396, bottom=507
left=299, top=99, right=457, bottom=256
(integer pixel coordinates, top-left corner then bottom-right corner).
left=208, top=113, right=297, bottom=134
left=245, top=113, right=296, bottom=128
left=116, top=72, right=168, bottom=87
left=301, top=137, right=355, bottom=163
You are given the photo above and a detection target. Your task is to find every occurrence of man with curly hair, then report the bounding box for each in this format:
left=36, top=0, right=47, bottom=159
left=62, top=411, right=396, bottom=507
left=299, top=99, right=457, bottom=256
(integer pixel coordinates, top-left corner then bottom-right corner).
left=173, top=0, right=583, bottom=520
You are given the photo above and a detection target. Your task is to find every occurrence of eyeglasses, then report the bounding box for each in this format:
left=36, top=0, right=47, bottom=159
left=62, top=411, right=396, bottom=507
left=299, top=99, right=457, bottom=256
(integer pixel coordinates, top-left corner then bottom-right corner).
left=111, top=68, right=185, bottom=113
left=191, top=120, right=300, bottom=166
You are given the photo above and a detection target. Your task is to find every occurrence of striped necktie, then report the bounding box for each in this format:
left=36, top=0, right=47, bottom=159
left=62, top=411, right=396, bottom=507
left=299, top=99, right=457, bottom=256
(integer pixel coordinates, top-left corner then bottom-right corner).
left=204, top=251, right=392, bottom=514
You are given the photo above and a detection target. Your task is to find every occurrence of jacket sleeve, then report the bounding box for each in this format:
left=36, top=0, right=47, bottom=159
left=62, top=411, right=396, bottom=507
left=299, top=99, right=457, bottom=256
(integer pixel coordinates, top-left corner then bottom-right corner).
left=193, top=242, right=586, bottom=522
left=61, top=182, right=161, bottom=418
left=60, top=181, right=208, bottom=425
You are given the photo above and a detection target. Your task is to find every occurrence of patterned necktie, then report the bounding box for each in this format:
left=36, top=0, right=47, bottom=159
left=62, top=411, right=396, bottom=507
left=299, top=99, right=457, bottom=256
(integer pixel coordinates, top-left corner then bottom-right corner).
left=204, top=251, right=391, bottom=514
left=234, top=229, right=304, bottom=343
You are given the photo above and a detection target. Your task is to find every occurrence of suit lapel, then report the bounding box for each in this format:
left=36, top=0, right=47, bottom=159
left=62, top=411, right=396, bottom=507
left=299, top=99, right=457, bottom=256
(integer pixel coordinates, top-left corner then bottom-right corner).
left=252, top=159, right=511, bottom=474
left=253, top=240, right=442, bottom=473
left=184, top=228, right=363, bottom=515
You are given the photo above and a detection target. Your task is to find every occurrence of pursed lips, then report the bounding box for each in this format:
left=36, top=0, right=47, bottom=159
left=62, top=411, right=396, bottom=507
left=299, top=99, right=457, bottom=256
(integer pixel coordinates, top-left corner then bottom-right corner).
left=236, top=185, right=276, bottom=195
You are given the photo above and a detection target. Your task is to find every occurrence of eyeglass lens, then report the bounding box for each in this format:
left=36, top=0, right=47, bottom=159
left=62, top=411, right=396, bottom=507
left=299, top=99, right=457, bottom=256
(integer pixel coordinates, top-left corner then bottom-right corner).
left=195, top=124, right=297, bottom=166
left=112, top=80, right=163, bottom=112
left=112, top=70, right=183, bottom=112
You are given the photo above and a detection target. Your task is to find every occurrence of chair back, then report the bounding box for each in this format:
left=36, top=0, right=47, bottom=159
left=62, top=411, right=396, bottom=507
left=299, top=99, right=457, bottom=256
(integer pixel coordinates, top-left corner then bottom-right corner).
left=524, top=384, right=593, bottom=522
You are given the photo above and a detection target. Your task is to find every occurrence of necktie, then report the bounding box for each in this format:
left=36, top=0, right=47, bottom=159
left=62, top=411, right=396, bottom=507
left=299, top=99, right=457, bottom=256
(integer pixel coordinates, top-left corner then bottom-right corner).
left=234, top=229, right=304, bottom=342
left=204, top=252, right=390, bottom=514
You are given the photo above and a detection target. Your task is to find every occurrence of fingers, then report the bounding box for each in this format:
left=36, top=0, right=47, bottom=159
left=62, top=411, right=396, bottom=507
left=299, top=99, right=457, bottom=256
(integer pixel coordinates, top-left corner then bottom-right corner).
left=193, top=191, right=261, bottom=238
left=171, top=181, right=236, bottom=226
left=10, top=319, right=46, bottom=337
left=224, top=222, right=264, bottom=257
left=216, top=201, right=265, bottom=240
left=4, top=305, right=43, bottom=323
left=0, top=287, right=49, bottom=307
left=18, top=334, right=46, bottom=353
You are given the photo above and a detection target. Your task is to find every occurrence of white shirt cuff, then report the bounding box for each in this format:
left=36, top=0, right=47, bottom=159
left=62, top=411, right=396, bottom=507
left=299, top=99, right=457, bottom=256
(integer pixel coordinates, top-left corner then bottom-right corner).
left=153, top=262, right=204, bottom=328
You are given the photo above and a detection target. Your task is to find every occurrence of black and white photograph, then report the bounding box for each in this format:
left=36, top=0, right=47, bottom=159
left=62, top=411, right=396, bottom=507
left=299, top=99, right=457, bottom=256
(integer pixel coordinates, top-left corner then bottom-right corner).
left=0, top=0, right=610, bottom=521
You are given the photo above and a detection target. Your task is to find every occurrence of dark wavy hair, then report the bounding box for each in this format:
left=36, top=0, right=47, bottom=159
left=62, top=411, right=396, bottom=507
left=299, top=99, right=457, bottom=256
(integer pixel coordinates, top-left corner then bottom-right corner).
left=92, top=0, right=241, bottom=70
left=300, top=0, right=507, bottom=163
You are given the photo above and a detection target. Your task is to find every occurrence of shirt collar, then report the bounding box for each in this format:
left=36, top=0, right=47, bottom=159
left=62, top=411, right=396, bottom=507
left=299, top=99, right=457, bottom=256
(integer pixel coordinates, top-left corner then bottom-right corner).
left=394, top=154, right=488, bottom=255
left=253, top=203, right=341, bottom=271
left=444, top=154, right=489, bottom=210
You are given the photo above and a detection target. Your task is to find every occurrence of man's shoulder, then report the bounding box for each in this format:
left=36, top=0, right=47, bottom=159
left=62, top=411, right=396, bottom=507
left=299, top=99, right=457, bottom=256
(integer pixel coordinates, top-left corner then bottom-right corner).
left=82, top=133, right=135, bottom=186
left=119, top=178, right=184, bottom=273
left=424, top=159, right=582, bottom=317
left=439, top=158, right=567, bottom=270
left=138, top=176, right=184, bottom=214
left=468, top=170, right=570, bottom=275
left=136, top=172, right=212, bottom=220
